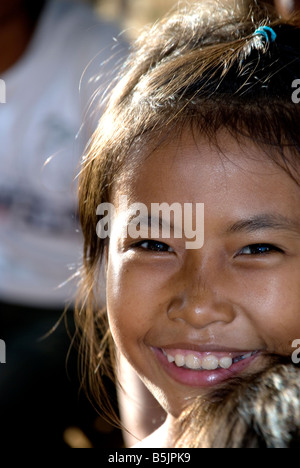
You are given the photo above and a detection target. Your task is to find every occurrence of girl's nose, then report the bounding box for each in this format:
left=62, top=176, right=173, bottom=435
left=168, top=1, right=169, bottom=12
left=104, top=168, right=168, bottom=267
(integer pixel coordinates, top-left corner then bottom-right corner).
left=167, top=293, right=235, bottom=329
left=167, top=263, right=236, bottom=329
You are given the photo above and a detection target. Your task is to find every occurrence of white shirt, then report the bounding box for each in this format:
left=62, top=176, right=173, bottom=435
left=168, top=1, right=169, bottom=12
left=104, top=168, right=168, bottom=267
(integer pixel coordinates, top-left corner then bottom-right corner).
left=0, top=0, right=125, bottom=307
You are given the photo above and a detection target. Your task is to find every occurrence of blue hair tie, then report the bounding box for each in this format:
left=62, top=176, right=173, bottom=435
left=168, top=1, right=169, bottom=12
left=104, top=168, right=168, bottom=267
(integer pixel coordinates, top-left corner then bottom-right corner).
left=253, top=26, right=277, bottom=43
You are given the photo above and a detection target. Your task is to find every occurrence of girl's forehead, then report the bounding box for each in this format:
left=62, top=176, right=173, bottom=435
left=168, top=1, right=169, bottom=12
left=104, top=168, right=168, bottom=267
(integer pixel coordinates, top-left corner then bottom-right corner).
left=114, top=129, right=300, bottom=209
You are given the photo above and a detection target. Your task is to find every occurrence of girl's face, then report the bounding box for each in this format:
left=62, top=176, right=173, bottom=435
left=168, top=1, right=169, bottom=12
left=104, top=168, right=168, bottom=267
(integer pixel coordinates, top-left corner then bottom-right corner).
left=106, top=129, right=300, bottom=416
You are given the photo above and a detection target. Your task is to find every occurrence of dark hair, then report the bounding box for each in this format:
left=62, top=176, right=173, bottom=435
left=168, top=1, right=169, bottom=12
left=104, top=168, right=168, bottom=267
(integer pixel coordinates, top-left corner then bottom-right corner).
left=75, top=0, right=300, bottom=418
left=175, top=360, right=300, bottom=448
left=24, top=0, right=47, bottom=24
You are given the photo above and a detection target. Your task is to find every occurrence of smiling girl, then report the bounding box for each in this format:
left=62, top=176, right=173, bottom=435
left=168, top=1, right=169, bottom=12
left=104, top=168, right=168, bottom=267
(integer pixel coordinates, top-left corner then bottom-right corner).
left=76, top=0, right=300, bottom=447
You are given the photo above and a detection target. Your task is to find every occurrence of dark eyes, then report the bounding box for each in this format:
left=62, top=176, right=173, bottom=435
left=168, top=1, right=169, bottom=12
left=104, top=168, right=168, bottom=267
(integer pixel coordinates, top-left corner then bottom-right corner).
left=237, top=243, right=283, bottom=256
left=131, top=241, right=283, bottom=256
left=132, top=240, right=174, bottom=253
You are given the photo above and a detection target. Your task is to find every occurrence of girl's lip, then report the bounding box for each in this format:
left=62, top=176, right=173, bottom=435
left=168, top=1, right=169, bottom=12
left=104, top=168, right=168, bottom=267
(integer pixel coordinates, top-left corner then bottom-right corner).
left=158, top=343, right=257, bottom=356
left=152, top=347, right=261, bottom=388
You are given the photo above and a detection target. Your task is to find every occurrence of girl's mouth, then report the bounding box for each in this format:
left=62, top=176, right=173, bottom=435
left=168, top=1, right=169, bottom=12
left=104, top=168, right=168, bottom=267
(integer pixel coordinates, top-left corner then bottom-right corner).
left=153, top=347, right=261, bottom=387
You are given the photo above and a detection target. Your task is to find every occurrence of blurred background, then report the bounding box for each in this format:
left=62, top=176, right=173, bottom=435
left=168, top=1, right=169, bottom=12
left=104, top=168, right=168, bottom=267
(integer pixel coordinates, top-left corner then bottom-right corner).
left=96, top=0, right=194, bottom=37
left=0, top=0, right=296, bottom=450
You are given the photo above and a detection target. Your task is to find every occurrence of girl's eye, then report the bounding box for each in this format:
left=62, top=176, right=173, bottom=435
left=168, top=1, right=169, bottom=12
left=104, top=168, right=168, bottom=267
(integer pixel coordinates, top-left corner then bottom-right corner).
left=237, top=243, right=283, bottom=256
left=133, top=240, right=174, bottom=253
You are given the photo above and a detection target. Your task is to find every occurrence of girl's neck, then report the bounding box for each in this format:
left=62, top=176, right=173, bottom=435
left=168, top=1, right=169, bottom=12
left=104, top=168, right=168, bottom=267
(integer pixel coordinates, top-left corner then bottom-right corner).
left=0, top=4, right=43, bottom=74
left=133, top=414, right=177, bottom=448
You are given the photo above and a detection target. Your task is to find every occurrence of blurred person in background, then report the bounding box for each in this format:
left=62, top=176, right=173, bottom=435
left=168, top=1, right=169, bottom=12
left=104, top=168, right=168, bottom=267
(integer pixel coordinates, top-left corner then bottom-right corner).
left=0, top=0, right=126, bottom=447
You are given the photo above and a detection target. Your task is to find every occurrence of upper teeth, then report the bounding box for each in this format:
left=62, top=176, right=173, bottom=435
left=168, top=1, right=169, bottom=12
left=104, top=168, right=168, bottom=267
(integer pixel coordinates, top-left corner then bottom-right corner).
left=163, top=350, right=254, bottom=370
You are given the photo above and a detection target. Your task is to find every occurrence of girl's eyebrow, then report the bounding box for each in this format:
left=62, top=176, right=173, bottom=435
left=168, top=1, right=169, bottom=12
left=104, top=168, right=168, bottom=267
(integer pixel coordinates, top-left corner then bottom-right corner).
left=226, top=214, right=300, bottom=234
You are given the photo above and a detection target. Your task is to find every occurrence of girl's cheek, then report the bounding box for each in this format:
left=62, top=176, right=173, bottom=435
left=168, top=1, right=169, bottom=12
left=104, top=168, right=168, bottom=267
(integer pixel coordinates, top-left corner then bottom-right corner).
left=254, top=300, right=300, bottom=356
left=106, top=253, right=149, bottom=320
left=232, top=266, right=300, bottom=344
